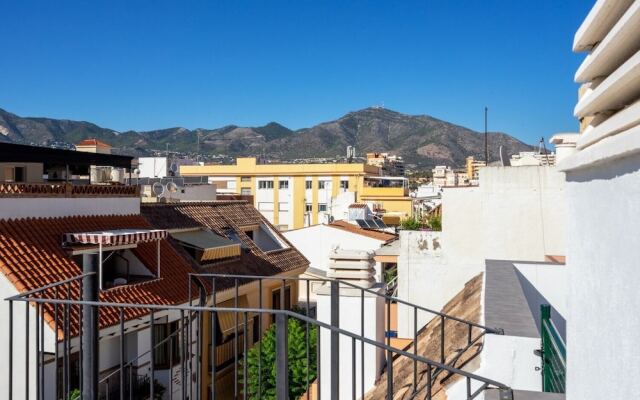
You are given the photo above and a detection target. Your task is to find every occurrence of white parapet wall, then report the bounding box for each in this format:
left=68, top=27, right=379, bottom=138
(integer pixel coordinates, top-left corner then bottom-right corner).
left=0, top=197, right=140, bottom=219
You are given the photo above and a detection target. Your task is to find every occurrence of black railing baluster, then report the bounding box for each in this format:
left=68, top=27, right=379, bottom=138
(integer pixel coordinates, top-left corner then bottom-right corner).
left=361, top=288, right=365, bottom=399
left=78, top=282, right=83, bottom=397
left=25, top=301, right=29, bottom=400
left=234, top=278, right=239, bottom=400
left=386, top=349, right=393, bottom=400
left=330, top=280, right=339, bottom=399
left=40, top=302, right=45, bottom=400
left=189, top=286, right=193, bottom=400
left=65, top=284, right=71, bottom=398
left=468, top=324, right=472, bottom=346
left=8, top=300, right=12, bottom=400
left=466, top=376, right=471, bottom=399
left=243, top=311, right=248, bottom=400
left=180, top=309, right=186, bottom=400
left=35, top=302, right=40, bottom=400
left=150, top=310, right=155, bottom=400
left=211, top=277, right=216, bottom=400
left=197, top=310, right=202, bottom=400
left=440, top=315, right=445, bottom=364
left=426, top=363, right=432, bottom=400
left=413, top=306, right=418, bottom=394
left=119, top=308, right=125, bottom=400
left=352, top=337, right=356, bottom=400
left=317, top=325, right=321, bottom=400
left=280, top=279, right=285, bottom=311
left=306, top=279, right=310, bottom=400
left=54, top=286, right=59, bottom=400
left=129, top=365, right=133, bottom=400
left=258, top=278, right=263, bottom=399
left=275, top=313, right=288, bottom=400
left=169, top=330, right=174, bottom=400
left=387, top=298, right=391, bottom=348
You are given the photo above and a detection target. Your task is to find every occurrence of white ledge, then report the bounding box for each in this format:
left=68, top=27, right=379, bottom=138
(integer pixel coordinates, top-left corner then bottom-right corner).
left=573, top=0, right=634, bottom=52
left=574, top=50, right=640, bottom=118
left=577, top=98, right=640, bottom=150
left=575, top=1, right=640, bottom=83
left=558, top=123, right=640, bottom=172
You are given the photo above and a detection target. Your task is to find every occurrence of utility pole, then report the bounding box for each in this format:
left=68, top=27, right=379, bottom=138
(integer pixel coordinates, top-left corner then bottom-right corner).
left=484, top=107, right=489, bottom=164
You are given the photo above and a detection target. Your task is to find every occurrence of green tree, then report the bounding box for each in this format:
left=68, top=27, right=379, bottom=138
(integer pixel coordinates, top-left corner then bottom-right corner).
left=400, top=216, right=422, bottom=230
left=242, top=317, right=317, bottom=399
left=427, top=214, right=442, bottom=231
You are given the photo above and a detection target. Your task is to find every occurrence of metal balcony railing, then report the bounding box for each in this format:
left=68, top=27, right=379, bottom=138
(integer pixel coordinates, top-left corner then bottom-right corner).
left=5, top=272, right=512, bottom=400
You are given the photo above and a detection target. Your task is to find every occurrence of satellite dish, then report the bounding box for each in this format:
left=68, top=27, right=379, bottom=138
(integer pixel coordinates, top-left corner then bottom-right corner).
left=166, top=181, right=178, bottom=193
left=152, top=182, right=165, bottom=197
left=133, top=168, right=140, bottom=176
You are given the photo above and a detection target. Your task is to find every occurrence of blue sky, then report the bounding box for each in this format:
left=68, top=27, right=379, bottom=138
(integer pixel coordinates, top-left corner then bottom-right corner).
left=0, top=1, right=592, bottom=145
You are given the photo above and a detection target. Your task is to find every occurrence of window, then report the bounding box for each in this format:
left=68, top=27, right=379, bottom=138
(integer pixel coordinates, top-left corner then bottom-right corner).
left=241, top=176, right=251, bottom=182
left=305, top=203, right=313, bottom=212
left=318, top=180, right=330, bottom=189
left=272, top=286, right=292, bottom=311
left=154, top=321, right=180, bottom=369
left=241, top=188, right=252, bottom=196
left=340, top=180, right=349, bottom=189
left=258, top=202, right=274, bottom=211
left=305, top=180, right=313, bottom=189
left=318, top=203, right=327, bottom=212
left=258, top=180, right=274, bottom=189
left=279, top=180, right=289, bottom=189
left=278, top=202, right=290, bottom=211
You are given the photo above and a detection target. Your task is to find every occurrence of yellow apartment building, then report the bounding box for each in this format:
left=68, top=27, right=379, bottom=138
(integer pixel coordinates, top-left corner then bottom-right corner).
left=180, top=157, right=413, bottom=229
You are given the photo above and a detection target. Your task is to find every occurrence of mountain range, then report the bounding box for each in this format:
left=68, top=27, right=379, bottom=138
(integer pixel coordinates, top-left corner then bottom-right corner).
left=0, top=107, right=533, bottom=169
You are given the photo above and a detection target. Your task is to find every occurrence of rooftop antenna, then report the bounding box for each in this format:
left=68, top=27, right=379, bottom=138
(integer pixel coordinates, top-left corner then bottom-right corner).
left=196, top=132, right=200, bottom=162
left=539, top=137, right=550, bottom=165
left=484, top=107, right=489, bottom=164
left=165, top=143, right=169, bottom=158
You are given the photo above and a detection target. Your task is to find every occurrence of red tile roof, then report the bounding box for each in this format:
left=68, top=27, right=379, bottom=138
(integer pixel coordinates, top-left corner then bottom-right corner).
left=76, top=138, right=112, bottom=147
left=141, top=202, right=309, bottom=287
left=348, top=203, right=368, bottom=209
left=328, top=220, right=396, bottom=242
left=0, top=214, right=200, bottom=337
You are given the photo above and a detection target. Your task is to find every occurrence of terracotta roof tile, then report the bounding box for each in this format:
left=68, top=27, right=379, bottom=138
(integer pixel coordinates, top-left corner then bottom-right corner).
left=76, top=138, right=112, bottom=147
left=0, top=214, right=200, bottom=337
left=141, top=202, right=309, bottom=289
left=328, top=220, right=396, bottom=242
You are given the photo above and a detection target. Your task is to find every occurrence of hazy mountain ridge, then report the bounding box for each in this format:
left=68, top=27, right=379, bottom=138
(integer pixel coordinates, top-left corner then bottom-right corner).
left=0, top=107, right=533, bottom=168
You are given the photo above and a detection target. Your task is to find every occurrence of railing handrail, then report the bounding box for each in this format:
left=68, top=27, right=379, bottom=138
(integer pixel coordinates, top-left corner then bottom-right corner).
left=190, top=272, right=503, bottom=334
left=7, top=294, right=511, bottom=391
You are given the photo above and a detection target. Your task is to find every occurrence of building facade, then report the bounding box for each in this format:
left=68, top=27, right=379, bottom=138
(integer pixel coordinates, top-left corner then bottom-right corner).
left=179, top=157, right=413, bottom=230
left=563, top=1, right=640, bottom=399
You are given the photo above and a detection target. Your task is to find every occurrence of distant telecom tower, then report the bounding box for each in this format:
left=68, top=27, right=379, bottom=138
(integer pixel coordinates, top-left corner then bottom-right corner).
left=347, top=145, right=356, bottom=163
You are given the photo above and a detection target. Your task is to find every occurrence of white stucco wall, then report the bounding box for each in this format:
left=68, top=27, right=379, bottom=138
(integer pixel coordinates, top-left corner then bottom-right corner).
left=564, top=153, right=640, bottom=400
left=396, top=230, right=483, bottom=338
left=397, top=167, right=566, bottom=339
left=283, top=225, right=386, bottom=275
left=0, top=274, right=57, bottom=400
left=0, top=197, right=140, bottom=219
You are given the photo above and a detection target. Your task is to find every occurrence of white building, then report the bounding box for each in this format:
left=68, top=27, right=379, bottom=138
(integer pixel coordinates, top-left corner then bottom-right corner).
left=563, top=1, right=640, bottom=399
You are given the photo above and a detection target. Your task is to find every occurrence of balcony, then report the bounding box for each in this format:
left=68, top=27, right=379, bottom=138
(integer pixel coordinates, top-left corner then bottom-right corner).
left=362, top=177, right=409, bottom=197
left=4, top=273, right=513, bottom=400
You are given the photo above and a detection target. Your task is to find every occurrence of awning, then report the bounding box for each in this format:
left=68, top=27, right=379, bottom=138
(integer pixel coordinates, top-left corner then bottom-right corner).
left=217, top=296, right=251, bottom=335
left=63, top=229, right=168, bottom=246
left=172, top=230, right=241, bottom=262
